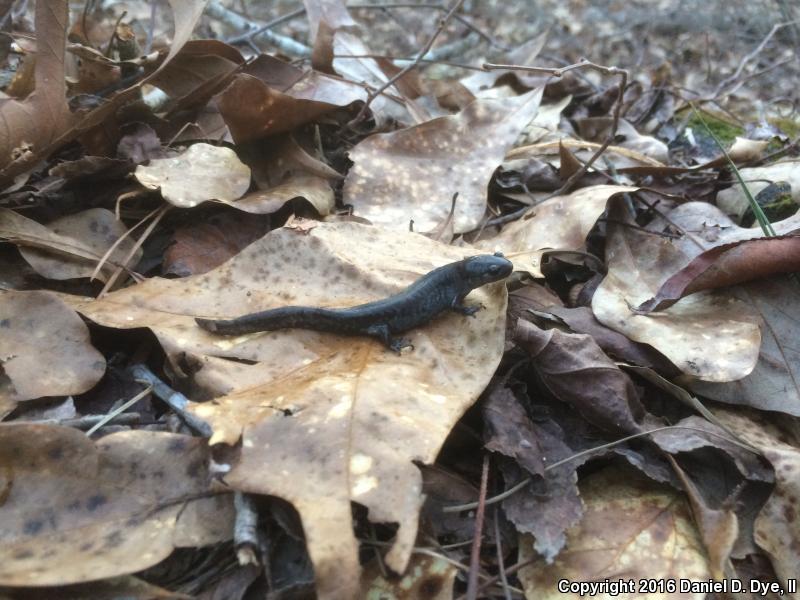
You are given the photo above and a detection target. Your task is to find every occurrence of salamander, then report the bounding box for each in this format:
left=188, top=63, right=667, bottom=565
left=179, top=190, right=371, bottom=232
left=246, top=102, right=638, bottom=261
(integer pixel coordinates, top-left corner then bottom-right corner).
left=195, top=253, right=513, bottom=351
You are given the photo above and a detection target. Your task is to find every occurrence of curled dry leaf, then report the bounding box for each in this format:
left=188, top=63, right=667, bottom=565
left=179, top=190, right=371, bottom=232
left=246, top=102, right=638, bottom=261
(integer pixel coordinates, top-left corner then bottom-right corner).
left=637, top=236, right=800, bottom=313
left=0, top=1, right=74, bottom=174
left=360, top=554, right=456, bottom=599
left=0, top=290, right=105, bottom=407
left=12, top=208, right=143, bottom=282
left=235, top=174, right=334, bottom=216
left=0, top=426, right=233, bottom=586
left=66, top=222, right=508, bottom=599
left=716, top=159, right=800, bottom=219
left=344, top=88, right=544, bottom=234
left=135, top=143, right=251, bottom=208
left=477, top=185, right=637, bottom=276
left=658, top=202, right=800, bottom=415
left=591, top=195, right=761, bottom=382
left=514, top=319, right=646, bottom=434
left=713, top=408, right=800, bottom=592
left=518, top=466, right=710, bottom=599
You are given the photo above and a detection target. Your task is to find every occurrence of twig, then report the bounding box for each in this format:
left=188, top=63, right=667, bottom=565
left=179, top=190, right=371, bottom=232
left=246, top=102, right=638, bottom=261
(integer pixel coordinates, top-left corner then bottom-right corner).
left=466, top=454, right=490, bottom=600
left=225, top=6, right=306, bottom=45
left=334, top=52, right=486, bottom=71
left=349, top=3, right=508, bottom=50
left=206, top=1, right=311, bottom=56
left=234, top=492, right=262, bottom=565
left=442, top=425, right=761, bottom=514
left=129, top=364, right=213, bottom=437
left=494, top=506, right=512, bottom=600
left=85, top=384, right=152, bottom=437
left=345, top=0, right=466, bottom=129
left=480, top=59, right=629, bottom=226
left=711, top=21, right=797, bottom=99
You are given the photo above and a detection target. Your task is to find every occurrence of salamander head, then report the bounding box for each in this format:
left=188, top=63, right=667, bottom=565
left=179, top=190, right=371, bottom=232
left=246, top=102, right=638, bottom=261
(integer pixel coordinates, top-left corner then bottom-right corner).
left=461, top=252, right=513, bottom=287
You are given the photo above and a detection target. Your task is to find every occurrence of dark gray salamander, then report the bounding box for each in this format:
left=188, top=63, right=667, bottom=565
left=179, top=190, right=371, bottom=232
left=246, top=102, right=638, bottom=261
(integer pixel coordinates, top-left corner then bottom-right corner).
left=195, top=253, right=513, bottom=351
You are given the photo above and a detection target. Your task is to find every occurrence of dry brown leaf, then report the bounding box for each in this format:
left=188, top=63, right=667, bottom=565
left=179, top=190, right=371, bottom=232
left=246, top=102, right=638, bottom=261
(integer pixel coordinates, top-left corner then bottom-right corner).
left=0, top=209, right=136, bottom=279
left=656, top=203, right=800, bottom=415
left=591, top=195, right=761, bottom=382
left=344, top=89, right=543, bottom=233
left=163, top=214, right=269, bottom=277
left=216, top=74, right=339, bottom=143
left=0, top=291, right=104, bottom=409
left=236, top=174, right=334, bottom=216
left=0, top=1, right=74, bottom=172
left=715, top=160, right=800, bottom=221
left=514, top=319, right=646, bottom=434
left=135, top=143, right=251, bottom=208
left=637, top=236, right=800, bottom=312
left=0, top=425, right=233, bottom=586
left=518, top=466, right=710, bottom=599
left=64, top=222, right=508, bottom=599
left=303, top=0, right=356, bottom=72
left=477, top=185, right=637, bottom=276
left=713, top=408, right=800, bottom=595
left=0, top=0, right=209, bottom=182
left=15, top=208, right=142, bottom=282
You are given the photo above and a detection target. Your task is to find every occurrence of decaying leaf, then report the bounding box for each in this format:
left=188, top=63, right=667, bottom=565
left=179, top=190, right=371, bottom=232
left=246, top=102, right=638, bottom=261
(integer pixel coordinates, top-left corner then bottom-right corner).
left=0, top=425, right=233, bottom=586
left=0, top=1, right=74, bottom=173
left=65, top=221, right=508, bottom=598
left=344, top=88, right=543, bottom=233
left=657, top=202, right=800, bottom=415
left=591, top=195, right=761, bottom=382
left=713, top=408, right=800, bottom=593
left=637, top=236, right=800, bottom=313
left=0, top=290, right=105, bottom=407
left=135, top=143, right=251, bottom=208
left=15, top=208, right=142, bottom=282
left=518, top=466, right=710, bottom=599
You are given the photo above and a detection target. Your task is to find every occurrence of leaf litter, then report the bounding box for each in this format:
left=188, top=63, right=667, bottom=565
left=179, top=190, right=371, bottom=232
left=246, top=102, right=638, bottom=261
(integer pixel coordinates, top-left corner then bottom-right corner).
left=1, top=0, right=799, bottom=598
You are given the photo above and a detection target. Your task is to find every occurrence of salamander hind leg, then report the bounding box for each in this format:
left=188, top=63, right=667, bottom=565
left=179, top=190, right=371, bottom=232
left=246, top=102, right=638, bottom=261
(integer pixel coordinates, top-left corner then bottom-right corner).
left=366, top=324, right=413, bottom=353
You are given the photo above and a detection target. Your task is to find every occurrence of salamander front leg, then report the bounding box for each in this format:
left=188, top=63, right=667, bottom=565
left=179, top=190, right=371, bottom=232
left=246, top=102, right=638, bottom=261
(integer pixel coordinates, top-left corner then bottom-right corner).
left=366, top=324, right=413, bottom=353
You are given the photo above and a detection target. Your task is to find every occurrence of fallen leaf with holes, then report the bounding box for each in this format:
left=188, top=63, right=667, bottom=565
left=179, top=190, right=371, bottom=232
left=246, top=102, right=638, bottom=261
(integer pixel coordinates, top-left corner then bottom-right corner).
left=518, top=466, right=710, bottom=599
left=653, top=202, right=800, bottom=415
left=65, top=221, right=508, bottom=599
left=344, top=88, right=543, bottom=233
left=637, top=236, right=800, bottom=312
left=0, top=291, right=105, bottom=410
left=0, top=425, right=233, bottom=586
left=477, top=185, right=636, bottom=276
left=713, top=408, right=800, bottom=593
left=591, top=195, right=760, bottom=382
left=135, top=143, right=251, bottom=208
left=9, top=208, right=142, bottom=282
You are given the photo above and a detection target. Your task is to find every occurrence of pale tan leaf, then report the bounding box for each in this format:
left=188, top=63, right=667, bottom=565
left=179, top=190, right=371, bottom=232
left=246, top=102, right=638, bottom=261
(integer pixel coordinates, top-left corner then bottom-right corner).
left=477, top=185, right=636, bottom=277
left=0, top=290, right=105, bottom=404
left=67, top=222, right=508, bottom=599
left=519, top=466, right=710, bottom=600
left=17, top=208, right=142, bottom=282
left=344, top=89, right=543, bottom=233
left=0, top=426, right=233, bottom=586
left=591, top=196, right=760, bottom=382
left=135, top=143, right=251, bottom=208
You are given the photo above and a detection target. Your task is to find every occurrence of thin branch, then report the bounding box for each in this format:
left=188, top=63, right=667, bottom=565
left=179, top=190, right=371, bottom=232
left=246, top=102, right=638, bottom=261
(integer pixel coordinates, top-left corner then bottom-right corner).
left=345, top=0, right=466, bottom=129
left=466, top=454, right=490, bottom=600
